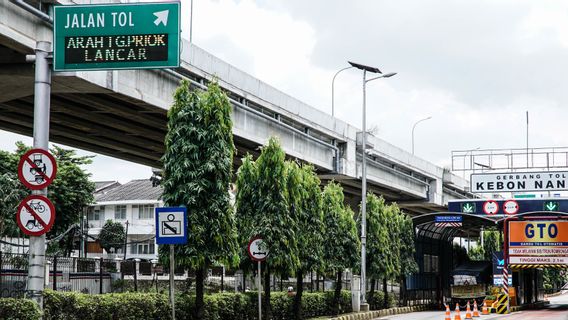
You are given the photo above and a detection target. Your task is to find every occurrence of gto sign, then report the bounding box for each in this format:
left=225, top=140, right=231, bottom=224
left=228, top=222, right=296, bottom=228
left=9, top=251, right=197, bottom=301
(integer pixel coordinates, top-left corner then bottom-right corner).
left=508, top=221, right=568, bottom=266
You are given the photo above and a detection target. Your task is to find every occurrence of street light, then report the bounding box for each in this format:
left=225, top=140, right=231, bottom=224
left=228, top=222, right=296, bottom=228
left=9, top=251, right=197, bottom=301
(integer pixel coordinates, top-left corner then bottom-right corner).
left=411, top=116, right=432, bottom=155
left=463, top=147, right=480, bottom=179
left=331, top=66, right=354, bottom=117
left=348, top=60, right=396, bottom=310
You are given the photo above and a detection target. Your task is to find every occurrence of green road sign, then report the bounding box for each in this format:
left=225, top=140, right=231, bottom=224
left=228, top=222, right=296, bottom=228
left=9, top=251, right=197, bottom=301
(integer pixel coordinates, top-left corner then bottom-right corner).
left=544, top=200, right=559, bottom=211
left=461, top=202, right=476, bottom=213
left=514, top=194, right=536, bottom=199
left=53, top=2, right=180, bottom=71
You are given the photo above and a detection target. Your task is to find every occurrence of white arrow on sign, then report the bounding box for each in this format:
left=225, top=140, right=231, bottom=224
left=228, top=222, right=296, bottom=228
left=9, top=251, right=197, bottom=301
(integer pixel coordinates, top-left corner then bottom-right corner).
left=153, top=10, right=169, bottom=26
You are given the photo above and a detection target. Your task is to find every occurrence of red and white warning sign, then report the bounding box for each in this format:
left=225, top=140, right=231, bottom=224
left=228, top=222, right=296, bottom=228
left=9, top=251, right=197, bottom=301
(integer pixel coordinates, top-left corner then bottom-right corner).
left=503, top=200, right=519, bottom=215
left=16, top=195, right=55, bottom=236
left=483, top=200, right=499, bottom=215
left=18, top=148, right=57, bottom=190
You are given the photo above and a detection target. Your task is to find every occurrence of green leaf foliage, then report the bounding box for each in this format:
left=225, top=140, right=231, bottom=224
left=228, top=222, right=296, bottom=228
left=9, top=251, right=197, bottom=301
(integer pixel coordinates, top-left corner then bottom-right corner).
left=0, top=298, right=42, bottom=320
left=363, top=194, right=393, bottom=280
left=293, top=164, right=324, bottom=273
left=41, top=290, right=356, bottom=320
left=235, top=137, right=300, bottom=274
left=234, top=155, right=258, bottom=272
left=43, top=290, right=170, bottom=320
left=399, top=211, right=419, bottom=275
left=322, top=182, right=359, bottom=273
left=160, top=79, right=239, bottom=269
left=98, top=220, right=126, bottom=253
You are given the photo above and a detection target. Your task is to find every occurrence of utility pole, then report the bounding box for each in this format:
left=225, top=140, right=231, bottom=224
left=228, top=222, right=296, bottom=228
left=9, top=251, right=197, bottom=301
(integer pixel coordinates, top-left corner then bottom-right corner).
left=123, top=220, right=129, bottom=260
left=25, top=40, right=52, bottom=308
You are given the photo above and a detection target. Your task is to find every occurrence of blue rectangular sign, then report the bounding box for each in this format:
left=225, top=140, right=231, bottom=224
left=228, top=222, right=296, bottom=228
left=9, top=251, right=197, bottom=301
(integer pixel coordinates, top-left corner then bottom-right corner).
left=155, top=207, right=187, bottom=245
left=435, top=215, right=463, bottom=223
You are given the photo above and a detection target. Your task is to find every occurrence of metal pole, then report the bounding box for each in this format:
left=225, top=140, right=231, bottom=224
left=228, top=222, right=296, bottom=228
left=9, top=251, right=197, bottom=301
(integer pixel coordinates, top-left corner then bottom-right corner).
left=27, top=40, right=51, bottom=309
left=411, top=116, right=432, bottom=155
left=258, top=261, right=262, bottom=320
left=123, top=220, right=129, bottom=260
left=331, top=66, right=353, bottom=117
left=360, top=69, right=367, bottom=306
left=189, top=0, right=194, bottom=44
left=170, top=244, right=175, bottom=320
left=526, top=111, right=529, bottom=168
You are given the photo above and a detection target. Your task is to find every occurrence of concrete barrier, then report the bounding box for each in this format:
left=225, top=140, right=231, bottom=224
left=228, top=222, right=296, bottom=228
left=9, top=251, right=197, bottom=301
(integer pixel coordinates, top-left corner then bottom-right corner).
left=318, top=304, right=432, bottom=320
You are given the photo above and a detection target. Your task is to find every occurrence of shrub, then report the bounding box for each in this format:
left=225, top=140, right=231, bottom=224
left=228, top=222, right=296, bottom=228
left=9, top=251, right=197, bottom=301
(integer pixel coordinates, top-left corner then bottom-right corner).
left=43, top=290, right=353, bottom=320
left=43, top=290, right=170, bottom=320
left=367, top=291, right=398, bottom=310
left=0, top=298, right=41, bottom=320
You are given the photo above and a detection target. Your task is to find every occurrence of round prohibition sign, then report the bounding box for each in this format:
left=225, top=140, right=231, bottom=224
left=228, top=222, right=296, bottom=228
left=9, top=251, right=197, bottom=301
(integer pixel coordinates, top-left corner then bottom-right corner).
left=503, top=200, right=519, bottom=215
left=483, top=200, right=499, bottom=215
left=16, top=195, right=55, bottom=236
left=18, top=148, right=57, bottom=190
left=247, top=236, right=269, bottom=262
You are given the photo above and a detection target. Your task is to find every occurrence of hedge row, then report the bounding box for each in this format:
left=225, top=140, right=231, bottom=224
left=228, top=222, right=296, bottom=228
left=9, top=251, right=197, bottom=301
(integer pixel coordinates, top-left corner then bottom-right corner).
left=42, top=290, right=351, bottom=320
left=0, top=298, right=42, bottom=320
left=2, top=290, right=393, bottom=320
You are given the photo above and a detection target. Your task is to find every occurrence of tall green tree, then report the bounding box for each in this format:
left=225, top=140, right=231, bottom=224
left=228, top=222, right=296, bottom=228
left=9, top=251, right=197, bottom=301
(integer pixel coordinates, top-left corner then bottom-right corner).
left=236, top=137, right=299, bottom=319
left=98, top=220, right=126, bottom=254
left=290, top=163, right=324, bottom=319
left=398, top=210, right=418, bottom=305
left=481, top=230, right=502, bottom=261
left=362, top=194, right=393, bottom=301
left=160, top=80, right=239, bottom=319
left=48, top=146, right=95, bottom=254
left=234, top=155, right=258, bottom=290
left=322, top=182, right=359, bottom=315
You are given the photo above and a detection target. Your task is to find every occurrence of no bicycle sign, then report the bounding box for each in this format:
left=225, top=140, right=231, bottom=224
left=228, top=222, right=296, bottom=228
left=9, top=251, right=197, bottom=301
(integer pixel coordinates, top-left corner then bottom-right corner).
left=17, top=195, right=56, bottom=236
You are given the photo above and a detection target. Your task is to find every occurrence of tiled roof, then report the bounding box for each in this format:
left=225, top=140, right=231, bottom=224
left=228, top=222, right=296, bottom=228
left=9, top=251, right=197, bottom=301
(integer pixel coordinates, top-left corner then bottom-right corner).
left=95, top=179, right=162, bottom=202
left=94, top=181, right=120, bottom=193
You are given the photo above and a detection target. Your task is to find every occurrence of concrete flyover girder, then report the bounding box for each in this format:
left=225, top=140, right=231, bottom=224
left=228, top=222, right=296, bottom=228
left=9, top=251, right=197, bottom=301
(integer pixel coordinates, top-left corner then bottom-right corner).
left=0, top=0, right=476, bottom=212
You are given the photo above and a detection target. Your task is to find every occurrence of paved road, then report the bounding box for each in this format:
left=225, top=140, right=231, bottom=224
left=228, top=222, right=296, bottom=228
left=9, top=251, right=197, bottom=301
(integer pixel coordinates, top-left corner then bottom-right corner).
left=379, top=291, right=568, bottom=320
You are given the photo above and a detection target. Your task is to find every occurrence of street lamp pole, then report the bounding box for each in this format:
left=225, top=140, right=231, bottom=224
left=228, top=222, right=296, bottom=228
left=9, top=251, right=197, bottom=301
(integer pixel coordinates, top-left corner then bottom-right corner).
left=349, top=61, right=396, bottom=309
left=331, top=66, right=354, bottom=117
left=411, top=116, right=432, bottom=155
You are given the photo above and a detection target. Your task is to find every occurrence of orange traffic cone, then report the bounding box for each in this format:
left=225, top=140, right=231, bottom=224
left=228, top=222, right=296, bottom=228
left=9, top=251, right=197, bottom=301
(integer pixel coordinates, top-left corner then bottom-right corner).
left=465, top=301, right=473, bottom=319
left=454, top=303, right=462, bottom=320
left=444, top=304, right=452, bottom=320
left=481, top=301, right=489, bottom=315
left=473, top=301, right=480, bottom=317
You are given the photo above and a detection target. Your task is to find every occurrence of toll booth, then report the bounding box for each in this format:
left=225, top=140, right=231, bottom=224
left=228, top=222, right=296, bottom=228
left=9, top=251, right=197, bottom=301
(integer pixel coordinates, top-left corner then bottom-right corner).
left=410, top=212, right=497, bottom=307
left=411, top=200, right=568, bottom=308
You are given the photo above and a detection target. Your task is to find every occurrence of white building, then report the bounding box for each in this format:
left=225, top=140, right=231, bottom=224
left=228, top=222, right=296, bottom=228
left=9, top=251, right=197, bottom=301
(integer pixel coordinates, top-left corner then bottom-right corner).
left=85, top=179, right=163, bottom=260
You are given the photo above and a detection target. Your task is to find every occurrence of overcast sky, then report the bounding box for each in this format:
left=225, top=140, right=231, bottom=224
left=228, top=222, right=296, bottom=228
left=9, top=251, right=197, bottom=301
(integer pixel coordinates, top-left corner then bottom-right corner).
left=3, top=0, right=568, bottom=183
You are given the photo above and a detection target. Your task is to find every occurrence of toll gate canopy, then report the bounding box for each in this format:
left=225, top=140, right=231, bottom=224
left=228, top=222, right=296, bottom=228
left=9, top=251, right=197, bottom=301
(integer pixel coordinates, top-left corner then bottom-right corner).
left=410, top=199, right=568, bottom=306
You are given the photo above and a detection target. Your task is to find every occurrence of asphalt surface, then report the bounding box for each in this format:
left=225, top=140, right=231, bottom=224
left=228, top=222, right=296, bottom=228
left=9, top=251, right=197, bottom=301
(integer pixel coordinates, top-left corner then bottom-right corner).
left=378, top=291, right=568, bottom=320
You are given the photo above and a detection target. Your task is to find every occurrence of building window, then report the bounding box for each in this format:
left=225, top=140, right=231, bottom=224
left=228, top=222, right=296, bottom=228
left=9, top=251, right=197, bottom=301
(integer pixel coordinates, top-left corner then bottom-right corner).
left=88, top=206, right=104, bottom=221
left=138, top=204, right=154, bottom=220
left=114, top=205, right=126, bottom=220
left=131, top=241, right=155, bottom=255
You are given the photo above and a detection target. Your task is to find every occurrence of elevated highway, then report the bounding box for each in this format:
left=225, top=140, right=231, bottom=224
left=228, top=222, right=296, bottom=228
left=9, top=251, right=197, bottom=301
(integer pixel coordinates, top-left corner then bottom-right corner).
left=0, top=0, right=474, bottom=213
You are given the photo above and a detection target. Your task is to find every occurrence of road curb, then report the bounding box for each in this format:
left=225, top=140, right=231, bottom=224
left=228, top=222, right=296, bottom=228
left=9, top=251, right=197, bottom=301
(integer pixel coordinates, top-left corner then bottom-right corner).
left=328, top=305, right=429, bottom=320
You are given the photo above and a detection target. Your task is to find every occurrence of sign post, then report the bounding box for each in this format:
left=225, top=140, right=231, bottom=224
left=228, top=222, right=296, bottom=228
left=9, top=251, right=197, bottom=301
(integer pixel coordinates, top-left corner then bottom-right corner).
left=22, top=40, right=53, bottom=308
left=155, top=207, right=188, bottom=320
left=53, top=2, right=180, bottom=71
left=248, top=237, right=268, bottom=320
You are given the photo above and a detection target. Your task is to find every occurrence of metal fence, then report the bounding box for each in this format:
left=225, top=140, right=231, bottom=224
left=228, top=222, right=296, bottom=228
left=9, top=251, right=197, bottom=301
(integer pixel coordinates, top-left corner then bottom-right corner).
left=0, top=252, right=115, bottom=297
